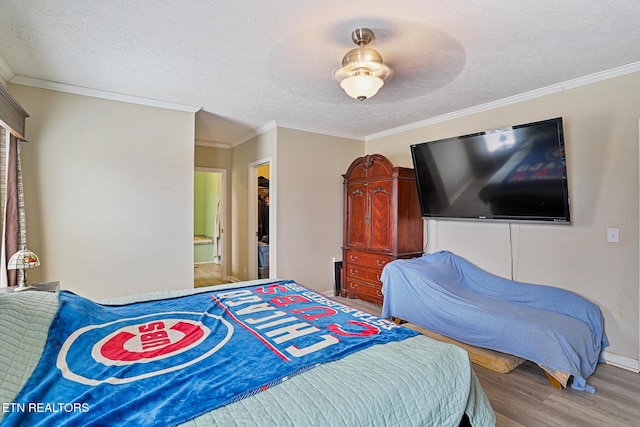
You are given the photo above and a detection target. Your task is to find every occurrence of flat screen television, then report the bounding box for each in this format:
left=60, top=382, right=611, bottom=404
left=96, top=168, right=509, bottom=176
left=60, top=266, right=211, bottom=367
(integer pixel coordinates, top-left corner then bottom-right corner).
left=410, top=117, right=570, bottom=224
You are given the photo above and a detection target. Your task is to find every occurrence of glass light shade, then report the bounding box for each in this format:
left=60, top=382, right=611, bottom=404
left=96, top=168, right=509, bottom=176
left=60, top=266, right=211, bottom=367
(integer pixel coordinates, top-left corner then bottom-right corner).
left=7, top=249, right=40, bottom=270
left=339, top=74, right=384, bottom=100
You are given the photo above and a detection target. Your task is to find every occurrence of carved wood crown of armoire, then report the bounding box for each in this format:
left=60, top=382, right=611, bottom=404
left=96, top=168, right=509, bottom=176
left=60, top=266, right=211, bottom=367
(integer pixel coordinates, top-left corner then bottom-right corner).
left=342, top=154, right=424, bottom=305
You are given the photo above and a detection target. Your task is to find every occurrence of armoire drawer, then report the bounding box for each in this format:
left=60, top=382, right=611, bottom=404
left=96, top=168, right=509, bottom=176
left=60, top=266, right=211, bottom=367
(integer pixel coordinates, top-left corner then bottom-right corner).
left=344, top=263, right=382, bottom=285
left=344, top=278, right=383, bottom=305
left=344, top=249, right=392, bottom=270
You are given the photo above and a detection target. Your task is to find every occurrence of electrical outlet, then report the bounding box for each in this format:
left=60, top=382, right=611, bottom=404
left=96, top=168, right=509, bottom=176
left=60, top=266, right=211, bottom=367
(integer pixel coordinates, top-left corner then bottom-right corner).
left=607, top=228, right=620, bottom=243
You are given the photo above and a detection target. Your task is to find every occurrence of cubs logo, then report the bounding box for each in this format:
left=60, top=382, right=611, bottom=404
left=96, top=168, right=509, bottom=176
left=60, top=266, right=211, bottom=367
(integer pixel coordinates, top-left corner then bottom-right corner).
left=57, top=311, right=233, bottom=386
left=93, top=318, right=207, bottom=365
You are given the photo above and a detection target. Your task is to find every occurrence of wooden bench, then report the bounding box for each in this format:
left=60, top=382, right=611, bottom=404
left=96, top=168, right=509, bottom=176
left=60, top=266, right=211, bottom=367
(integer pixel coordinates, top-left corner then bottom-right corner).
left=403, top=322, right=566, bottom=389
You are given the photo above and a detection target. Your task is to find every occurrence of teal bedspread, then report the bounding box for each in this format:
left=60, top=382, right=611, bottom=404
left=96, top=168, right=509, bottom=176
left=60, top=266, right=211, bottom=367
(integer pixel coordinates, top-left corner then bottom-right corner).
left=1, top=280, right=495, bottom=426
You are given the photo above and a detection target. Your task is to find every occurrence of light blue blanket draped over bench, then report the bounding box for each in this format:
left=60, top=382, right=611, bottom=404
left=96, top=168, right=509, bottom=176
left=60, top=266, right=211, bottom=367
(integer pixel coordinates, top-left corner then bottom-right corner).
left=381, top=251, right=608, bottom=392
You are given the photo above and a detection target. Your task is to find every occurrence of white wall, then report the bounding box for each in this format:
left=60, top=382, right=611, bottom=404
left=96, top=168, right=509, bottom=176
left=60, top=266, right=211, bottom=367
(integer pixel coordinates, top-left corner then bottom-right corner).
left=276, top=128, right=363, bottom=293
left=367, top=71, right=640, bottom=366
left=10, top=84, right=195, bottom=300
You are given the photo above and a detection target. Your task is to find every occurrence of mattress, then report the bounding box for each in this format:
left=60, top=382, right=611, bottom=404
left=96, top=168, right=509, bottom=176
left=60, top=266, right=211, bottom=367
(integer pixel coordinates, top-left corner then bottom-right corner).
left=1, top=279, right=495, bottom=426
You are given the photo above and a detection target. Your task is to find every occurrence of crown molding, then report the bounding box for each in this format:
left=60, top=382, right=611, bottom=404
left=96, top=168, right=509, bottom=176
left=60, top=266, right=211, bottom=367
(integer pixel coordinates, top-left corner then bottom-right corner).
left=0, top=54, right=15, bottom=82
left=7, top=60, right=638, bottom=143
left=366, top=61, right=640, bottom=141
left=231, top=120, right=278, bottom=147
left=8, top=75, right=201, bottom=113
left=230, top=120, right=364, bottom=148
left=195, top=139, right=231, bottom=149
left=274, top=121, right=364, bottom=142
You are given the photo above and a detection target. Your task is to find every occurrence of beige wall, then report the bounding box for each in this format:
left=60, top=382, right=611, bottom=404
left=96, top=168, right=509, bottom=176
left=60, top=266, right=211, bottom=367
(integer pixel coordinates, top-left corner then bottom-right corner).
left=276, top=128, right=363, bottom=293
left=11, top=69, right=637, bottom=365
left=230, top=128, right=277, bottom=281
left=196, top=128, right=363, bottom=292
left=367, top=71, right=640, bottom=366
left=10, top=84, right=195, bottom=300
left=194, top=144, right=231, bottom=170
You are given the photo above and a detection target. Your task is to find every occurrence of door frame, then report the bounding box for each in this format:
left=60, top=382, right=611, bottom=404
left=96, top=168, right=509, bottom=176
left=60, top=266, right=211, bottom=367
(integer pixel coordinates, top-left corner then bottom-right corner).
left=248, top=157, right=275, bottom=280
left=195, top=167, right=227, bottom=280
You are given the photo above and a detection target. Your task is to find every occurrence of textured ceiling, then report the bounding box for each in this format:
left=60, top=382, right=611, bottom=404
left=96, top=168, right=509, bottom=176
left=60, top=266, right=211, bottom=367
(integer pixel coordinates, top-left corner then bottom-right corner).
left=1, top=0, right=640, bottom=144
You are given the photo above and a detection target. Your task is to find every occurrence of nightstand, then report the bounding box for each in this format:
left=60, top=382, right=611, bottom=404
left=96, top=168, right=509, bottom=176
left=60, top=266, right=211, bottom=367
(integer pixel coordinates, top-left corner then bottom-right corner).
left=0, top=281, right=60, bottom=293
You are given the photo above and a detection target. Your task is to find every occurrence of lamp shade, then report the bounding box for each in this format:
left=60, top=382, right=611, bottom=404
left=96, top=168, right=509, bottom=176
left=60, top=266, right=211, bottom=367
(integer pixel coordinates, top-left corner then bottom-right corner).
left=335, top=28, right=391, bottom=101
left=7, top=249, right=40, bottom=270
left=339, top=74, right=384, bottom=101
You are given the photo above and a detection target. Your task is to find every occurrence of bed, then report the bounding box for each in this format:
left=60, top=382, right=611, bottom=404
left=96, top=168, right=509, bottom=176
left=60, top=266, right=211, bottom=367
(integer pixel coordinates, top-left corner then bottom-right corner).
left=381, top=251, right=608, bottom=393
left=0, top=278, right=495, bottom=426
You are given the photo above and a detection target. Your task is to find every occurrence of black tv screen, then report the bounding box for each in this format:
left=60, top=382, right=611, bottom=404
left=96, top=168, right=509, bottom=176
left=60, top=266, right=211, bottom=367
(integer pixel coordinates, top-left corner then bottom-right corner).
left=410, top=117, right=570, bottom=223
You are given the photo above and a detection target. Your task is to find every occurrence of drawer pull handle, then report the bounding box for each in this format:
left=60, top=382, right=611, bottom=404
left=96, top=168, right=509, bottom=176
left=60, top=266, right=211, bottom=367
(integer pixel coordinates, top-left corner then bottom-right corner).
left=350, top=255, right=359, bottom=261
left=350, top=269, right=358, bottom=276
left=376, top=260, right=387, bottom=267
left=376, top=274, right=381, bottom=281
left=376, top=290, right=382, bottom=297
left=350, top=283, right=358, bottom=289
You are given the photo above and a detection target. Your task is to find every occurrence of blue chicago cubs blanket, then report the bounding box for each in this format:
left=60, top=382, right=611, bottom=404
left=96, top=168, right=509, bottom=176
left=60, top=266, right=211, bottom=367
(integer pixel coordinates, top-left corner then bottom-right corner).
left=4, top=280, right=417, bottom=426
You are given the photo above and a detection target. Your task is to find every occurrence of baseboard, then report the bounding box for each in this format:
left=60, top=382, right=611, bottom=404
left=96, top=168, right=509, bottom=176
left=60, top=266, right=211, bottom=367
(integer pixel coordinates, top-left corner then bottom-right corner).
left=603, top=351, right=639, bottom=373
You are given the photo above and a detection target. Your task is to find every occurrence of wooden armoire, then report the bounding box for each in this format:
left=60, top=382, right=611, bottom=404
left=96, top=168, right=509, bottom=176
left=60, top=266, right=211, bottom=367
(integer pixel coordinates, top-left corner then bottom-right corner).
left=341, top=154, right=424, bottom=305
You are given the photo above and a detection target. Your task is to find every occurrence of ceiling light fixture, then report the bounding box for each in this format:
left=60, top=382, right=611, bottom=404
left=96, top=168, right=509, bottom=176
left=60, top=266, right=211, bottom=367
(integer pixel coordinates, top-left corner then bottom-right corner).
left=335, top=28, right=391, bottom=101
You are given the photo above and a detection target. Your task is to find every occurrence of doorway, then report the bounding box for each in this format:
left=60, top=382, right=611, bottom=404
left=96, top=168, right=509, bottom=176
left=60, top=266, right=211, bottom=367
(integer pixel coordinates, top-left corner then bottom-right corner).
left=248, top=158, right=274, bottom=280
left=256, top=164, right=270, bottom=278
left=194, top=167, right=226, bottom=287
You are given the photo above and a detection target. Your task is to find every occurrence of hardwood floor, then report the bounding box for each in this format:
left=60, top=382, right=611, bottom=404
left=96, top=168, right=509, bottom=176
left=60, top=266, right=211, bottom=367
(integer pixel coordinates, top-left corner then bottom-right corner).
left=193, top=262, right=228, bottom=287
left=474, top=361, right=640, bottom=426
left=332, top=295, right=640, bottom=427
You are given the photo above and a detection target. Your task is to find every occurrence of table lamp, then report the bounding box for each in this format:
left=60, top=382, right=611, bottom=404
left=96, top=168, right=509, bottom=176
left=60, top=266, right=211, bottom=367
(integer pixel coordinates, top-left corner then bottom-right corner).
left=7, top=247, right=40, bottom=291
